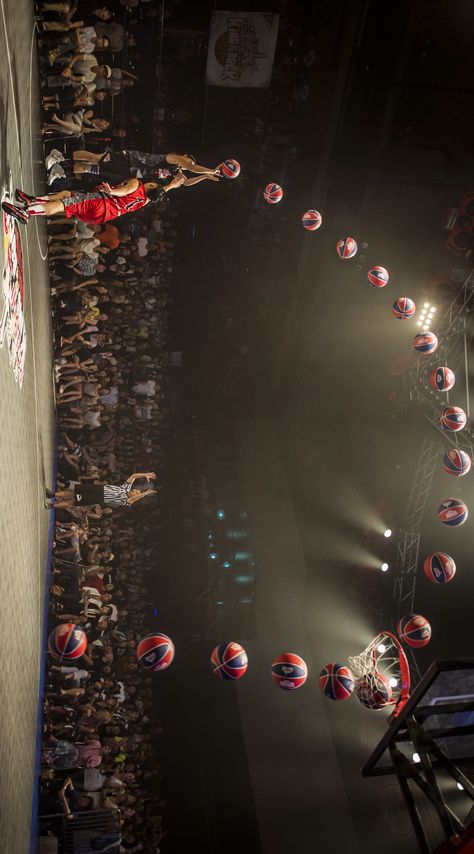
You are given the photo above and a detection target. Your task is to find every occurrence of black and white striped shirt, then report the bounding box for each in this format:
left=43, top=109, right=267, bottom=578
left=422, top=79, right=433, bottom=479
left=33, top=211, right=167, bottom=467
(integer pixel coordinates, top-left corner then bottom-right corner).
left=103, top=481, right=132, bottom=508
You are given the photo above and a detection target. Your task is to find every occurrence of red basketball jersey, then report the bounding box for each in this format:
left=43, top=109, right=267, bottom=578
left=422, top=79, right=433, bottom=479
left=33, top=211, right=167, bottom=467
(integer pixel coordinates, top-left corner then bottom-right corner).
left=99, top=181, right=148, bottom=222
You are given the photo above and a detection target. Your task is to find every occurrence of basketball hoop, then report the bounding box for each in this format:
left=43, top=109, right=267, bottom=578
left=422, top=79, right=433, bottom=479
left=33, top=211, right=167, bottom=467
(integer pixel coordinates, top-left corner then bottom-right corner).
left=348, top=631, right=411, bottom=717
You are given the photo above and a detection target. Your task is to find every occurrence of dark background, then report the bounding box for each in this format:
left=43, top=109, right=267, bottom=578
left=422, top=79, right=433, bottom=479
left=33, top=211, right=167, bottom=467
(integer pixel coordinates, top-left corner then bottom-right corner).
left=146, top=1, right=474, bottom=851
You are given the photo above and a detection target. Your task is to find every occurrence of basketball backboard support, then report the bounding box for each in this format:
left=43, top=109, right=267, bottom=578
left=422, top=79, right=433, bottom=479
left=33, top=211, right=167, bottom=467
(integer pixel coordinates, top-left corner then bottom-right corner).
left=362, top=660, right=474, bottom=853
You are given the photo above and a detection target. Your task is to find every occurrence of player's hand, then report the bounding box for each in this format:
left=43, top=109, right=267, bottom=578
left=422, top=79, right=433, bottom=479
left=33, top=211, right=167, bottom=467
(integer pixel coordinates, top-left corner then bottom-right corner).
left=167, top=172, right=186, bottom=189
left=146, top=472, right=156, bottom=480
left=62, top=68, right=72, bottom=77
left=98, top=182, right=113, bottom=195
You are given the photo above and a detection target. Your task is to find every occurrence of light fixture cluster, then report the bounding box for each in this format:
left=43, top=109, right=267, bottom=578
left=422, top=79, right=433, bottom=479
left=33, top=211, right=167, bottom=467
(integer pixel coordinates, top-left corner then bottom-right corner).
left=417, top=302, right=436, bottom=331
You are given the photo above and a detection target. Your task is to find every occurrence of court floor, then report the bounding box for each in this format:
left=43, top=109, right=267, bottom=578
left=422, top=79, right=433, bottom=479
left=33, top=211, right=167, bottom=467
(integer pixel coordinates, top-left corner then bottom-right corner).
left=0, top=2, right=55, bottom=851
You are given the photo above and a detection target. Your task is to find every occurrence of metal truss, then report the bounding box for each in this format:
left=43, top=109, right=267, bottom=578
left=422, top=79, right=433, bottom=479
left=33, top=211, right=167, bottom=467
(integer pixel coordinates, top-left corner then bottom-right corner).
left=391, top=270, right=474, bottom=684
left=403, top=269, right=474, bottom=456
left=392, top=437, right=443, bottom=683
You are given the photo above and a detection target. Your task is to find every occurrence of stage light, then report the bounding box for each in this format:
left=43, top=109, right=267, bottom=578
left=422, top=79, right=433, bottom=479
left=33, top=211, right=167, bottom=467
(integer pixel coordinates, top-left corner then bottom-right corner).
left=380, top=562, right=389, bottom=572
left=216, top=510, right=225, bottom=520
left=389, top=677, right=398, bottom=688
left=417, top=321, right=422, bottom=327
left=431, top=307, right=436, bottom=312
left=377, top=643, right=387, bottom=654
left=424, top=302, right=430, bottom=308
left=210, top=552, right=217, bottom=560
left=413, top=752, right=421, bottom=763
left=223, top=561, right=232, bottom=568
left=457, top=783, right=464, bottom=791
left=384, top=529, right=392, bottom=538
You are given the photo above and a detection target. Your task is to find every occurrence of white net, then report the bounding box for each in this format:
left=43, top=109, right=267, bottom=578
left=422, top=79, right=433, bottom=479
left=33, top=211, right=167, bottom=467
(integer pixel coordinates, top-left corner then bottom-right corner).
left=348, top=631, right=410, bottom=711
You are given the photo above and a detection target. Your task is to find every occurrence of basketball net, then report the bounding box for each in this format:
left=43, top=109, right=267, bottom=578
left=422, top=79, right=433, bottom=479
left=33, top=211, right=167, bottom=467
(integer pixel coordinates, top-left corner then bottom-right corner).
left=348, top=631, right=411, bottom=718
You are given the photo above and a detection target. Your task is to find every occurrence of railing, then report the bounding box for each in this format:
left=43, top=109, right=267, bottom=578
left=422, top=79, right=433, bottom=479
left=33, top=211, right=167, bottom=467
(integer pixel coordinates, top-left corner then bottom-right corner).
left=38, top=808, right=121, bottom=853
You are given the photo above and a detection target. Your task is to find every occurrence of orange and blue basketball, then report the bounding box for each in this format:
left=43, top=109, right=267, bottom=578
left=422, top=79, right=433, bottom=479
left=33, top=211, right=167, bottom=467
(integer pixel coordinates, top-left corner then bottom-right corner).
left=220, top=159, right=240, bottom=179
left=301, top=209, right=322, bottom=231
left=319, top=662, right=354, bottom=701
left=413, top=332, right=438, bottom=354
left=271, top=652, right=308, bottom=690
left=368, top=266, right=389, bottom=288
left=438, top=498, right=468, bottom=526
left=397, top=614, right=431, bottom=648
left=263, top=183, right=283, bottom=204
left=392, top=297, right=416, bottom=319
left=443, top=448, right=471, bottom=477
left=355, top=674, right=392, bottom=710
left=48, top=623, right=87, bottom=662
left=211, top=641, right=248, bottom=680
left=137, top=632, right=175, bottom=672
left=430, top=366, right=455, bottom=392
left=423, top=552, right=456, bottom=584
left=336, top=236, right=357, bottom=259
left=441, top=406, right=467, bottom=431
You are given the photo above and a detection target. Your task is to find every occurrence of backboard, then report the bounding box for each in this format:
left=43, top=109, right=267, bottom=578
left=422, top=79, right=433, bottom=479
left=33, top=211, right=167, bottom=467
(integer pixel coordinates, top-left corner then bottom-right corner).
left=363, top=659, right=474, bottom=776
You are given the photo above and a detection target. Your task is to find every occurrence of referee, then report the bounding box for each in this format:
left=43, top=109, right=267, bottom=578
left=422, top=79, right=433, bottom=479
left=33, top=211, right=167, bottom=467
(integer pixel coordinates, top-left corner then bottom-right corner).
left=45, top=472, right=158, bottom=510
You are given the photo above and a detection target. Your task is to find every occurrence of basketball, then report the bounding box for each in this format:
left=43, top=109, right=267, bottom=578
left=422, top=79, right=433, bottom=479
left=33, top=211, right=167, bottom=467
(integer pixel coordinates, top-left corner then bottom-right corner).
left=397, top=614, right=432, bottom=648
left=48, top=623, right=87, bottom=662
left=211, top=641, right=248, bottom=680
left=367, top=266, right=389, bottom=288
left=136, top=632, right=175, bottom=672
left=220, top=159, right=240, bottom=179
left=355, top=674, right=392, bottom=710
left=319, top=662, right=355, bottom=701
left=423, top=552, right=456, bottom=584
left=413, top=332, right=438, bottom=354
left=438, top=498, right=468, bottom=526
left=271, top=652, right=308, bottom=690
left=336, top=236, right=357, bottom=259
left=440, top=405, right=467, bottom=431
left=430, top=366, right=455, bottom=392
left=392, top=297, right=416, bottom=319
left=301, top=209, right=322, bottom=231
left=263, top=183, right=283, bottom=204
left=443, top=448, right=471, bottom=476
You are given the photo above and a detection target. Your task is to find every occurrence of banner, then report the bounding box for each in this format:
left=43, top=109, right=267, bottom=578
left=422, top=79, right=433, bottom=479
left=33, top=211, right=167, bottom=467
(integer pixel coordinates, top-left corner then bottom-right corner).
left=206, top=11, right=279, bottom=88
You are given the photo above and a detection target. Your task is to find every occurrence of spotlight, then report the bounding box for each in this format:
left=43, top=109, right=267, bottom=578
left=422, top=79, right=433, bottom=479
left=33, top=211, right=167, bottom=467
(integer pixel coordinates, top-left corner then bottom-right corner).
left=384, top=529, right=392, bottom=538
left=457, top=783, right=464, bottom=791
left=377, top=643, right=387, bottom=654
left=431, top=307, right=436, bottom=312
left=424, top=302, right=430, bottom=308
left=380, top=562, right=389, bottom=572
left=413, top=752, right=421, bottom=763
left=389, top=677, right=398, bottom=688
left=216, top=510, right=225, bottom=520
left=417, top=321, right=422, bottom=327
left=209, top=552, right=218, bottom=560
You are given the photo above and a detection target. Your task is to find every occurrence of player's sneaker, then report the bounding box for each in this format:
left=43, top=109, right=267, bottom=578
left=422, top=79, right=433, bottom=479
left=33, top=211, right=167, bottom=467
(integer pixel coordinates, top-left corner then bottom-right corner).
left=45, top=149, right=65, bottom=170
left=15, top=189, right=35, bottom=205
left=2, top=201, right=29, bottom=224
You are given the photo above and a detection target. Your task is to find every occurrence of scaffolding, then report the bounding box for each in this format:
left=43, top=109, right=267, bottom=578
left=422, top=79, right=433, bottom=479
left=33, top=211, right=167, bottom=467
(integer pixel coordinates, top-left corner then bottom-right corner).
left=392, top=269, right=474, bottom=684
left=403, top=268, right=474, bottom=456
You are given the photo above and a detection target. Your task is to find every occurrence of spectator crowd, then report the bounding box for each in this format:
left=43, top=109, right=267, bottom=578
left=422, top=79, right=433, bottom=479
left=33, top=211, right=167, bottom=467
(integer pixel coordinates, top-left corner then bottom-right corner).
left=35, top=1, right=179, bottom=851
